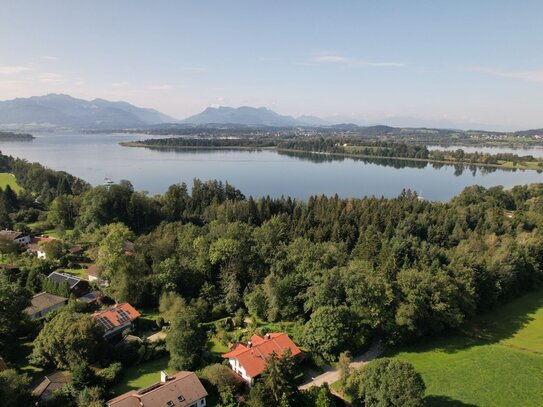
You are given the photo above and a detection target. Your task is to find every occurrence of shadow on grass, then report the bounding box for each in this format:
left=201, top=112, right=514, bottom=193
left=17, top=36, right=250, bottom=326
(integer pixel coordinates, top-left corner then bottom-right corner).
left=387, top=289, right=543, bottom=356
left=425, top=395, right=479, bottom=406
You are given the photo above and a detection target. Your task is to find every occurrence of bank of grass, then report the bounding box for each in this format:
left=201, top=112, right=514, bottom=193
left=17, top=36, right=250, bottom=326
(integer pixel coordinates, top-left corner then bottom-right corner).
left=0, top=172, right=22, bottom=193
left=111, top=357, right=171, bottom=396
left=384, top=289, right=543, bottom=407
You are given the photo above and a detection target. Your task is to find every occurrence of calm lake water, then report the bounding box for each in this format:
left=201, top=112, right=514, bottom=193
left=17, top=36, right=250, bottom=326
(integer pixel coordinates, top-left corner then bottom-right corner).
left=0, top=133, right=541, bottom=201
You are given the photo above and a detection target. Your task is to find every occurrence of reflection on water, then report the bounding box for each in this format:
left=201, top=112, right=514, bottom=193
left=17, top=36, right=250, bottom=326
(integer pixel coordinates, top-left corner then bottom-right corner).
left=276, top=150, right=526, bottom=176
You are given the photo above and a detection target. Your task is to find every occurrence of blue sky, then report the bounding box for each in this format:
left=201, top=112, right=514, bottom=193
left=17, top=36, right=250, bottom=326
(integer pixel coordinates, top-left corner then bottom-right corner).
left=1, top=0, right=543, bottom=130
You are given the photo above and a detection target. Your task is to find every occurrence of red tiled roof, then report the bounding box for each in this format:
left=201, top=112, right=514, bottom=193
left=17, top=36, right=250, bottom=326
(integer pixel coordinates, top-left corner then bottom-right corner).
left=92, top=303, right=140, bottom=332
left=222, top=333, right=302, bottom=379
left=31, top=236, right=56, bottom=244
left=87, top=264, right=100, bottom=277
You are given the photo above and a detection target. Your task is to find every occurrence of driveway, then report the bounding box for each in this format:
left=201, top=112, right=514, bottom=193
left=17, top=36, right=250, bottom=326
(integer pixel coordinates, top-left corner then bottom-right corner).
left=299, top=341, right=383, bottom=390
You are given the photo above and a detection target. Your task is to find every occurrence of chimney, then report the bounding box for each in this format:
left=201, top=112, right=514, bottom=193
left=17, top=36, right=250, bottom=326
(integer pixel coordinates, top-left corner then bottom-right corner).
left=160, top=371, right=169, bottom=383
left=247, top=341, right=252, bottom=348
left=265, top=333, right=271, bottom=340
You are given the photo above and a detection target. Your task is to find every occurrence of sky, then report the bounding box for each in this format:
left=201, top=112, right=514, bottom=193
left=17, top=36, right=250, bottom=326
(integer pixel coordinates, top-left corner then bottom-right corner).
left=1, top=0, right=543, bottom=130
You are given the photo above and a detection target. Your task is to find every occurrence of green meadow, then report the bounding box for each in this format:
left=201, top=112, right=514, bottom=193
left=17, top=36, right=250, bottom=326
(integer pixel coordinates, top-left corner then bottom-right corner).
left=0, top=172, right=21, bottom=193
left=387, top=289, right=543, bottom=406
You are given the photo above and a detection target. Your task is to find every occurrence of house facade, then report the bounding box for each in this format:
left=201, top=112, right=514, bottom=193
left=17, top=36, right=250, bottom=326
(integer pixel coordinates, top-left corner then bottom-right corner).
left=222, top=333, right=302, bottom=384
left=24, top=292, right=68, bottom=320
left=93, top=302, right=140, bottom=339
left=107, top=371, right=207, bottom=407
left=0, top=230, right=31, bottom=245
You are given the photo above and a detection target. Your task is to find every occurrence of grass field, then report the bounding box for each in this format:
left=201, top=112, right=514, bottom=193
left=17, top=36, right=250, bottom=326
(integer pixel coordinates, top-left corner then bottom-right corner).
left=386, top=289, right=543, bottom=406
left=0, top=172, right=21, bottom=193
left=111, top=357, right=171, bottom=396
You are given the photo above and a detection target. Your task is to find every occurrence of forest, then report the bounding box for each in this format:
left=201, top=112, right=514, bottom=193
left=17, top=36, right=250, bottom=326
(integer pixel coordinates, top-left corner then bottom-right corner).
left=1, top=150, right=543, bottom=406
left=124, top=136, right=543, bottom=170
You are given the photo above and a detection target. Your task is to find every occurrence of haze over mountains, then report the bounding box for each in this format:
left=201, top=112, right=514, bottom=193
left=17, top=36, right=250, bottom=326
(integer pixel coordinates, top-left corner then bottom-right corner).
left=181, top=106, right=332, bottom=127
left=0, top=94, right=176, bottom=129
left=0, top=94, right=532, bottom=132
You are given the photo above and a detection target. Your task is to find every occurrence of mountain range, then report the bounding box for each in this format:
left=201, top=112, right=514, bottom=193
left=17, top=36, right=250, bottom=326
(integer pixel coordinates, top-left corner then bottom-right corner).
left=0, top=94, right=529, bottom=131
left=181, top=106, right=332, bottom=127
left=0, top=94, right=176, bottom=129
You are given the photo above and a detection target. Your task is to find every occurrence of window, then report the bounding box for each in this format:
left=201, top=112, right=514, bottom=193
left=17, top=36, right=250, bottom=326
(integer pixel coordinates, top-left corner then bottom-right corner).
left=166, top=401, right=175, bottom=407
left=178, top=395, right=185, bottom=402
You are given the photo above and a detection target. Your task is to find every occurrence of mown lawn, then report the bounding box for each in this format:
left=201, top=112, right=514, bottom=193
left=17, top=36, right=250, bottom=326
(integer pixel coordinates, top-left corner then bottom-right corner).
left=111, top=357, right=171, bottom=396
left=385, top=289, right=543, bottom=407
left=0, top=172, right=21, bottom=193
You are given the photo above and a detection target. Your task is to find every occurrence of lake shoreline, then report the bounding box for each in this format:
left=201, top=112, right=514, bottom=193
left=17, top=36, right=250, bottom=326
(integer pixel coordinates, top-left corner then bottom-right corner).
left=120, top=142, right=543, bottom=172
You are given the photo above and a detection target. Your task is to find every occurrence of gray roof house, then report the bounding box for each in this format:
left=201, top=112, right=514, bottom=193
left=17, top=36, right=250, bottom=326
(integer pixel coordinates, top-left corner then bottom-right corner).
left=24, top=292, right=68, bottom=320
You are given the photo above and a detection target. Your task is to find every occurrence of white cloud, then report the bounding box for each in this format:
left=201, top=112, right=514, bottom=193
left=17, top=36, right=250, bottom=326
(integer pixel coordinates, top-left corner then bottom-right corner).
left=310, top=55, right=404, bottom=67
left=42, top=56, right=59, bottom=61
left=0, top=66, right=33, bottom=75
left=257, top=57, right=279, bottom=62
left=112, top=81, right=129, bottom=87
left=461, top=66, right=543, bottom=84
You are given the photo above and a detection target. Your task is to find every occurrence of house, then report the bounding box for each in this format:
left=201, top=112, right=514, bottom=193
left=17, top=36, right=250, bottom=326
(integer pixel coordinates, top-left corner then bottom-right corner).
left=24, top=292, right=68, bottom=320
left=47, top=271, right=90, bottom=297
left=87, top=263, right=108, bottom=285
left=107, top=371, right=207, bottom=407
left=222, top=333, right=303, bottom=384
left=93, top=302, right=140, bottom=339
left=0, top=230, right=31, bottom=245
left=68, top=245, right=83, bottom=255
left=124, top=240, right=135, bottom=256
left=32, top=371, right=71, bottom=402
left=27, top=243, right=47, bottom=259
left=27, top=236, right=58, bottom=259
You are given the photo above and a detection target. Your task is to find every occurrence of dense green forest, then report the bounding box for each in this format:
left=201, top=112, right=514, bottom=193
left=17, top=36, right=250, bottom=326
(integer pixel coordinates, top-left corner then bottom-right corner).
left=1, top=150, right=543, bottom=406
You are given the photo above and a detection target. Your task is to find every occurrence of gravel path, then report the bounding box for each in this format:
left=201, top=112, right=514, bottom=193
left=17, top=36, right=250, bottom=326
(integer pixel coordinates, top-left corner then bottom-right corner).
left=299, top=341, right=383, bottom=390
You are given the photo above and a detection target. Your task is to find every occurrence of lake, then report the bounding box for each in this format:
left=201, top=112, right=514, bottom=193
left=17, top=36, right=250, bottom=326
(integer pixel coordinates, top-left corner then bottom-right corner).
left=0, top=133, right=541, bottom=201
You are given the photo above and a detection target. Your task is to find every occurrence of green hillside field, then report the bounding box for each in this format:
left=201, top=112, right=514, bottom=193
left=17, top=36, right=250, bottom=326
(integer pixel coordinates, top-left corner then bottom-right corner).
left=0, top=172, right=22, bottom=193
left=387, top=289, right=543, bottom=406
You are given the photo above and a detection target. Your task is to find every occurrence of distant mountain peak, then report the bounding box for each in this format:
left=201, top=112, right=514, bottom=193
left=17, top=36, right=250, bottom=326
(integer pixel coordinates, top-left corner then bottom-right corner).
left=182, top=105, right=328, bottom=127
left=0, top=94, right=178, bottom=129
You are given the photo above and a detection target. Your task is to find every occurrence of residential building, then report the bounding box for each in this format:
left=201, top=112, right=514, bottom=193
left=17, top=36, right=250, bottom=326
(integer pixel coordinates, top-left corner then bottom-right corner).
left=32, top=371, right=71, bottom=402
left=0, top=230, right=30, bottom=245
left=27, top=243, right=47, bottom=259
left=222, top=333, right=303, bottom=384
left=87, top=263, right=108, bottom=285
left=93, top=302, right=140, bottom=339
left=24, top=292, right=68, bottom=320
left=47, top=271, right=90, bottom=297
left=107, top=371, right=207, bottom=407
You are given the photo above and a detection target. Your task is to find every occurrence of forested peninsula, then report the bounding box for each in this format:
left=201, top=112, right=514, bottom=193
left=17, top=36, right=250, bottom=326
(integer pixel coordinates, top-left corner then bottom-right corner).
left=122, top=137, right=543, bottom=171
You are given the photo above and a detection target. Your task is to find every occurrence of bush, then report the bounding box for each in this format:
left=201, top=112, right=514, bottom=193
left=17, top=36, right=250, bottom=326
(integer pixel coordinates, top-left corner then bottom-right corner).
left=97, top=362, right=123, bottom=388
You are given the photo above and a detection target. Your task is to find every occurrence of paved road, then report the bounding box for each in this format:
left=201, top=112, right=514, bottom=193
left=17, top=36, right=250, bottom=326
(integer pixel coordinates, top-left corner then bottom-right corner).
left=299, top=341, right=383, bottom=390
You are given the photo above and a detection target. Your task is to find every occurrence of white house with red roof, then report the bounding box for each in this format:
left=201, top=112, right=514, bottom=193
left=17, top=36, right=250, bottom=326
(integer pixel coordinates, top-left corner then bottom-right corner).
left=221, top=333, right=302, bottom=384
